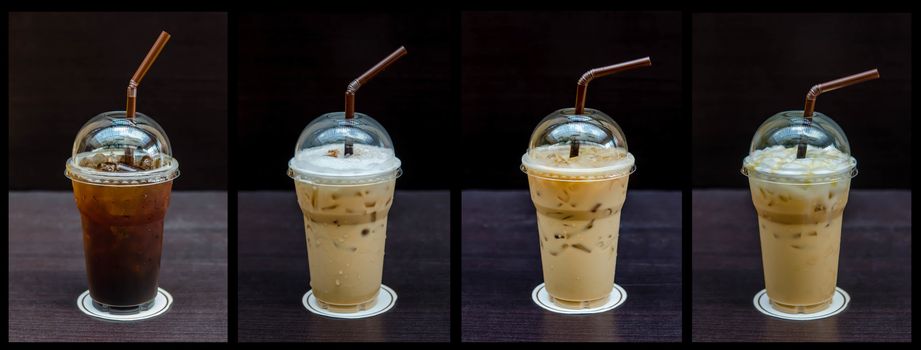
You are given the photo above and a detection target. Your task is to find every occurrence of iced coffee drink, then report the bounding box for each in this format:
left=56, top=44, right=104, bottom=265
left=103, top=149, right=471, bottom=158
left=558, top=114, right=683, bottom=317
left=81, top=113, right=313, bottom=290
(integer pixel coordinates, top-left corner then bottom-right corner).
left=524, top=143, right=634, bottom=308
left=63, top=31, right=178, bottom=319
left=744, top=143, right=854, bottom=313
left=522, top=103, right=640, bottom=310
left=522, top=58, right=649, bottom=311
left=66, top=111, right=180, bottom=311
left=71, top=158, right=174, bottom=308
left=290, top=46, right=406, bottom=315
left=290, top=142, right=399, bottom=312
left=743, top=70, right=876, bottom=316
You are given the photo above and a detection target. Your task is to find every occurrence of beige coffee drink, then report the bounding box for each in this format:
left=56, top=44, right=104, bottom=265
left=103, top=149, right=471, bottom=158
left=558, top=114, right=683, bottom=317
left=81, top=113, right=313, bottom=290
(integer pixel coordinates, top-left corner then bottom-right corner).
left=289, top=46, right=406, bottom=314
left=524, top=144, right=634, bottom=308
left=744, top=144, right=855, bottom=314
left=290, top=141, right=400, bottom=312
left=742, top=69, right=876, bottom=315
left=521, top=58, right=650, bottom=310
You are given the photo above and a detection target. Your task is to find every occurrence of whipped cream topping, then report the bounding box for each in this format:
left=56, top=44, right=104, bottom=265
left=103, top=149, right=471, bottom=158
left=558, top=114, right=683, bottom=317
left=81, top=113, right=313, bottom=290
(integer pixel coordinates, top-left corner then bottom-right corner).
left=743, top=145, right=856, bottom=182
left=522, top=144, right=635, bottom=179
left=289, top=143, right=401, bottom=181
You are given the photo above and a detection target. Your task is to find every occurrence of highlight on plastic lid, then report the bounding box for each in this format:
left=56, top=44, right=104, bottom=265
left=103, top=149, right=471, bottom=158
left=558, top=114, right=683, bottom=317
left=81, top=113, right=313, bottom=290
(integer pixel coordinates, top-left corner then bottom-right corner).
left=741, top=111, right=857, bottom=183
left=65, top=111, right=179, bottom=185
left=521, top=57, right=649, bottom=181
left=287, top=112, right=402, bottom=185
left=521, top=108, right=635, bottom=180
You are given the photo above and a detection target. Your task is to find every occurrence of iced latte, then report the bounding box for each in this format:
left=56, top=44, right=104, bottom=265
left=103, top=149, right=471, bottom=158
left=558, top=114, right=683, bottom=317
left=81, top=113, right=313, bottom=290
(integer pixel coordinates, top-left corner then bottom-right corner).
left=524, top=144, right=634, bottom=308
left=744, top=144, right=855, bottom=313
left=290, top=141, right=400, bottom=312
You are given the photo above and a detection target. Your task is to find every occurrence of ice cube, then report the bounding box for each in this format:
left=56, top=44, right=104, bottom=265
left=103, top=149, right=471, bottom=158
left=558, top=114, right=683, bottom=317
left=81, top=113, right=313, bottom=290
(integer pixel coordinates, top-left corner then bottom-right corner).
left=98, top=162, right=118, bottom=172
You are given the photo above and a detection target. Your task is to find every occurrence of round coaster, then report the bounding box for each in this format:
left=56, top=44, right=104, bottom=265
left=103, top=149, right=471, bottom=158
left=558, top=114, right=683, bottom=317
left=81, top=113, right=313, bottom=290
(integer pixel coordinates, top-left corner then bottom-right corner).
left=302, top=284, right=396, bottom=319
left=753, top=287, right=849, bottom=321
left=77, top=288, right=172, bottom=322
left=531, top=283, right=627, bottom=314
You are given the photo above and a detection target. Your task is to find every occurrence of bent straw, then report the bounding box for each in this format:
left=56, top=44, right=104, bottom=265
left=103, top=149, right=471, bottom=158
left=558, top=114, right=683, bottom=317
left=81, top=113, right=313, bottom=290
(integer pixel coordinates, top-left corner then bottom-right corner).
left=126, top=31, right=171, bottom=121
left=343, top=46, right=407, bottom=156
left=570, top=57, right=652, bottom=158
left=796, top=69, right=879, bottom=158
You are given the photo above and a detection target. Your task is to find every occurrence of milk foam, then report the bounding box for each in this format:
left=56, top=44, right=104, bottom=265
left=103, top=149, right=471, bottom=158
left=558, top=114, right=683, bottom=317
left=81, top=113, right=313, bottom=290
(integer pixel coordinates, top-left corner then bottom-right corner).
left=289, top=143, right=401, bottom=181
left=743, top=145, right=855, bottom=182
left=522, top=144, right=635, bottom=179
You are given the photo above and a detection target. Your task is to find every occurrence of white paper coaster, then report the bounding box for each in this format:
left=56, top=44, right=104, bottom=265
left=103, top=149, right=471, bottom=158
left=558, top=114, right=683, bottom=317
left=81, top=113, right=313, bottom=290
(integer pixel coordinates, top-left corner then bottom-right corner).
left=302, top=284, right=396, bottom=319
left=753, top=287, right=849, bottom=321
left=77, top=288, right=172, bottom=322
left=532, top=283, right=627, bottom=314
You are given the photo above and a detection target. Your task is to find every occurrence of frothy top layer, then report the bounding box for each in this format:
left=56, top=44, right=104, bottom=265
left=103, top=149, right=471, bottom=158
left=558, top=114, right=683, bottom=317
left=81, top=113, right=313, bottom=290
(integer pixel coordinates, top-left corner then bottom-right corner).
left=743, top=145, right=856, bottom=182
left=522, top=144, right=635, bottom=180
left=289, top=143, right=401, bottom=182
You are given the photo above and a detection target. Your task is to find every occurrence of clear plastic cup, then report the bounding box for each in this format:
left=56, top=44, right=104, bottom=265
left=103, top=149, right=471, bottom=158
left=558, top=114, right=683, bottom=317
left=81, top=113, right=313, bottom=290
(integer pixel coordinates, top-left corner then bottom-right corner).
left=521, top=108, right=635, bottom=309
left=742, top=110, right=857, bottom=314
left=65, top=111, right=179, bottom=312
left=287, top=112, right=401, bottom=313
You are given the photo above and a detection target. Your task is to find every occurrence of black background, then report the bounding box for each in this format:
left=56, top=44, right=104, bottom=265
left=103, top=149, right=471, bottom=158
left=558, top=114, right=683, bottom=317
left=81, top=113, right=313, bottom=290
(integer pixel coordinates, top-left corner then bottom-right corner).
left=461, top=11, right=684, bottom=190
left=693, top=13, right=911, bottom=189
left=8, top=12, right=228, bottom=191
left=237, top=12, right=456, bottom=190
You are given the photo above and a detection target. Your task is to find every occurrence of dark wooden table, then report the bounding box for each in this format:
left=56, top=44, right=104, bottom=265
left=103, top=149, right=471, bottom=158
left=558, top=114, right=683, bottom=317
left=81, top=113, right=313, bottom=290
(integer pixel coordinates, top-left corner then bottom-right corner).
left=8, top=192, right=228, bottom=342
left=237, top=191, right=450, bottom=342
left=692, top=189, right=911, bottom=342
left=461, top=190, right=682, bottom=342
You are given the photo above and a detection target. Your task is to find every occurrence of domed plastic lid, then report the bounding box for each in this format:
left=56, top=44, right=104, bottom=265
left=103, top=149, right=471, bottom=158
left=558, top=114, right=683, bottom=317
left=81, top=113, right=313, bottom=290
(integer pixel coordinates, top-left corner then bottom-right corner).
left=521, top=108, right=635, bottom=180
left=65, top=111, right=179, bottom=185
left=287, top=112, right=402, bottom=185
left=742, top=110, right=856, bottom=183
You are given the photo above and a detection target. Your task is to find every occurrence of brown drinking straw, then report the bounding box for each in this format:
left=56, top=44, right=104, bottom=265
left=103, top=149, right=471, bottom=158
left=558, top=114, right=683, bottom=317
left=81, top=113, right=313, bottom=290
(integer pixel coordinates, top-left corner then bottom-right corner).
left=795, top=69, right=879, bottom=158
left=126, top=31, right=171, bottom=121
left=343, top=46, right=408, bottom=156
left=570, top=57, right=652, bottom=158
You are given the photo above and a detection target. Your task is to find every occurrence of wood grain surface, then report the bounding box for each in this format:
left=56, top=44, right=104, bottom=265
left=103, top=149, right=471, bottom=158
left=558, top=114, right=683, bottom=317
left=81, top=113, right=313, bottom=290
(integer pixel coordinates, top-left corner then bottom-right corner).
left=236, top=191, right=450, bottom=342
left=461, top=190, right=682, bottom=342
left=8, top=192, right=228, bottom=342
left=692, top=190, right=911, bottom=342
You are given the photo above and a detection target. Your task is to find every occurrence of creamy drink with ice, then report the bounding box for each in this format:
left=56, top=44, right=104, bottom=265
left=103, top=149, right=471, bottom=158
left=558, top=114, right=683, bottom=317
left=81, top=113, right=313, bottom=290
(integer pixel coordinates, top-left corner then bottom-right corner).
left=523, top=142, right=634, bottom=309
left=742, top=69, right=877, bottom=315
left=521, top=58, right=650, bottom=310
left=290, top=138, right=400, bottom=312
left=288, top=47, right=407, bottom=314
left=744, top=143, right=855, bottom=313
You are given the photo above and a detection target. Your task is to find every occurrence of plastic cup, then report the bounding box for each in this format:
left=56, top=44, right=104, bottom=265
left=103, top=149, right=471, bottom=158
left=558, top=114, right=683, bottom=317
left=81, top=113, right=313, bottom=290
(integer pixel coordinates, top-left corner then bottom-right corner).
left=742, top=111, right=857, bottom=314
left=65, top=111, right=180, bottom=312
left=521, top=108, right=635, bottom=309
left=288, top=112, right=401, bottom=313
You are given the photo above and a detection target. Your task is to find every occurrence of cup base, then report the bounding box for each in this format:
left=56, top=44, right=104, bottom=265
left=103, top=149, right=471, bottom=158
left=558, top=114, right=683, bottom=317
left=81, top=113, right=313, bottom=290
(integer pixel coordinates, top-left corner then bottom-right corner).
left=77, top=288, right=172, bottom=322
left=92, top=299, right=156, bottom=315
left=770, top=298, right=832, bottom=314
left=549, top=294, right=610, bottom=310
left=532, top=283, right=626, bottom=315
left=316, top=296, right=378, bottom=313
left=303, top=284, right=396, bottom=319
left=753, top=287, right=849, bottom=321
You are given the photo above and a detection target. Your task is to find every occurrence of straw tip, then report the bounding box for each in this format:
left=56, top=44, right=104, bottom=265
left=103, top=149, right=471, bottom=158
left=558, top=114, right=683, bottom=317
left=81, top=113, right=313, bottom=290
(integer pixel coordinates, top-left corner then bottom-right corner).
left=628, top=56, right=652, bottom=67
